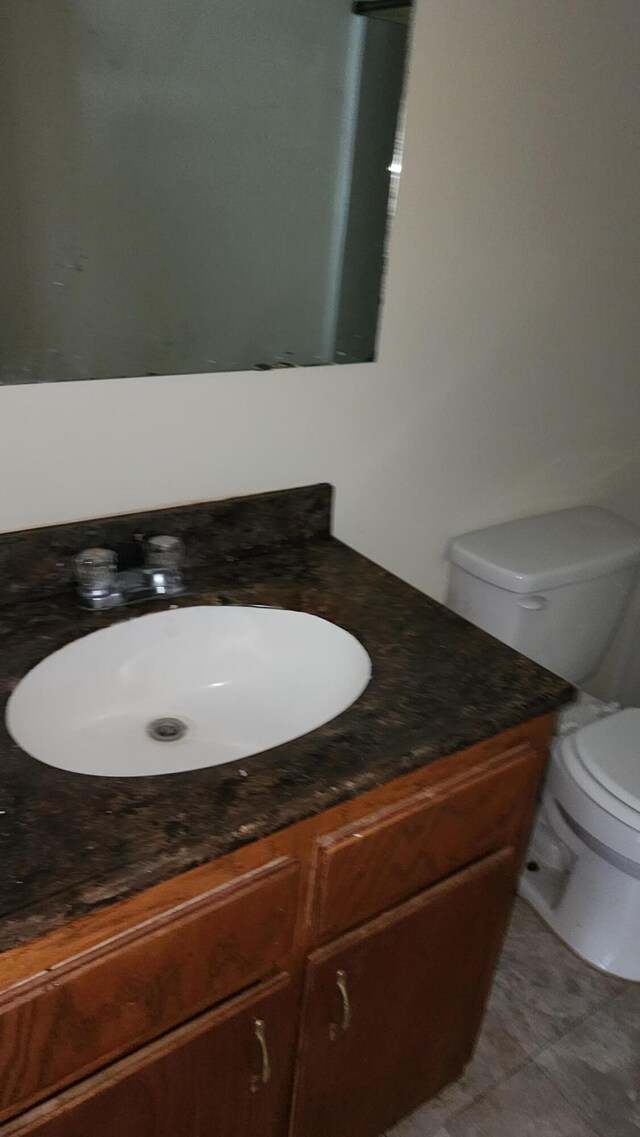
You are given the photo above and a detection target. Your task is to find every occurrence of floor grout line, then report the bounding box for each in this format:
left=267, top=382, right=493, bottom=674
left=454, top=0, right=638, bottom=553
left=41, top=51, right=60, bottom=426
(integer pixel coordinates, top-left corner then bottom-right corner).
left=383, top=990, right=622, bottom=1137
left=532, top=1064, right=605, bottom=1137
left=527, top=980, right=639, bottom=1137
left=531, top=1063, right=608, bottom=1137
left=521, top=986, right=621, bottom=1064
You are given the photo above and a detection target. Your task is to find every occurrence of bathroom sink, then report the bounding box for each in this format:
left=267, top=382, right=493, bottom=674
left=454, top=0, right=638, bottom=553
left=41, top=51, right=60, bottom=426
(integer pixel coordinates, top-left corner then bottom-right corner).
left=6, top=606, right=371, bottom=777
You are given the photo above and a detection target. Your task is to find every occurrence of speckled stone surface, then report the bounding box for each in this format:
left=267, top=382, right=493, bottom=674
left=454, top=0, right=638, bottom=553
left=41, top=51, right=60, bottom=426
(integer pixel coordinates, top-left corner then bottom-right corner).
left=0, top=487, right=572, bottom=953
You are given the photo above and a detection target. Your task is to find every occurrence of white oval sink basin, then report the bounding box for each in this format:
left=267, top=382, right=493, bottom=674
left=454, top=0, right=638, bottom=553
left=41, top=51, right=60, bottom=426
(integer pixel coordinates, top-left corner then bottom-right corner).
left=6, top=606, right=371, bottom=778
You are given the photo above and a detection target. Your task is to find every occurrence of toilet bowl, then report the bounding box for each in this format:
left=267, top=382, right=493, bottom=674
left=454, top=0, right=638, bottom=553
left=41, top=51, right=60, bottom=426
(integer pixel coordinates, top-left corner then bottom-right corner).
left=446, top=506, right=640, bottom=980
left=520, top=706, right=640, bottom=980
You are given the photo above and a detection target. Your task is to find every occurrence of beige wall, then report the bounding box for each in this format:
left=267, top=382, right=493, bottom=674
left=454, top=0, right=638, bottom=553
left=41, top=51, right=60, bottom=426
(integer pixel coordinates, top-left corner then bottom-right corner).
left=1, top=0, right=639, bottom=636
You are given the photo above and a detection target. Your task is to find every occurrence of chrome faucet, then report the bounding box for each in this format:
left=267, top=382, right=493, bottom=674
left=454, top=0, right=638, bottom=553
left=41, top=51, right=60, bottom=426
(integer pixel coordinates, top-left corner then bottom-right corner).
left=74, top=535, right=186, bottom=610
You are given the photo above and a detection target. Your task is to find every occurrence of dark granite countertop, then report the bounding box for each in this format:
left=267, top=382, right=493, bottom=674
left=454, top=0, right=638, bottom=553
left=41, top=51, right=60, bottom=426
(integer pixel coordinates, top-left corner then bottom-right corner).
left=0, top=490, right=572, bottom=953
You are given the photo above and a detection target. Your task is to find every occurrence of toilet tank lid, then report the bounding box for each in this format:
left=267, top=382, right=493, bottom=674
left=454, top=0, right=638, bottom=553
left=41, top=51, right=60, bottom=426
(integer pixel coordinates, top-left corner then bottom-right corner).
left=447, top=507, right=640, bottom=593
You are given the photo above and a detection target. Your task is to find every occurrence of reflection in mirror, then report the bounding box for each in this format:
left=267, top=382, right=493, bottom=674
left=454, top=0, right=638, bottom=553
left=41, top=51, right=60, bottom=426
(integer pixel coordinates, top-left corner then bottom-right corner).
left=1, top=0, right=412, bottom=384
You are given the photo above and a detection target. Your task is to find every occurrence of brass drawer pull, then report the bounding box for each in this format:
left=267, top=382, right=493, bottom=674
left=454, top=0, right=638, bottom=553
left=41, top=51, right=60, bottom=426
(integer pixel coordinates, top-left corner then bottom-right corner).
left=251, top=1017, right=271, bottom=1092
left=330, top=968, right=351, bottom=1040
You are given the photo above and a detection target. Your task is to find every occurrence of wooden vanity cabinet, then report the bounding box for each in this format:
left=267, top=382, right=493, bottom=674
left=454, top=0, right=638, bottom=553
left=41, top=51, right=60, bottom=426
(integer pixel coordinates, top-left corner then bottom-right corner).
left=0, top=715, right=555, bottom=1137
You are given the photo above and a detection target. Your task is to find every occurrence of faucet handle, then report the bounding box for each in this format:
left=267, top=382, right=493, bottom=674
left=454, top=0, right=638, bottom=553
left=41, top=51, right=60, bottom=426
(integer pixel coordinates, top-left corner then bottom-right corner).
left=74, top=547, right=118, bottom=599
left=144, top=535, right=185, bottom=573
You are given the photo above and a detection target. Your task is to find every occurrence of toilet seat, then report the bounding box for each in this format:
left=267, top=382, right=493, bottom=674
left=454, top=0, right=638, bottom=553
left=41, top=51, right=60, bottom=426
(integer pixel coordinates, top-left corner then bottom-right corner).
left=573, top=708, right=640, bottom=809
left=559, top=711, right=640, bottom=834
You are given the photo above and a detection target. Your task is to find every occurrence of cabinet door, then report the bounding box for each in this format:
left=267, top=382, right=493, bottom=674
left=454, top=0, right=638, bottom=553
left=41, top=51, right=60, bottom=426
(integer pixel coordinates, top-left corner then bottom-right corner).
left=6, top=973, right=296, bottom=1137
left=291, top=847, right=515, bottom=1137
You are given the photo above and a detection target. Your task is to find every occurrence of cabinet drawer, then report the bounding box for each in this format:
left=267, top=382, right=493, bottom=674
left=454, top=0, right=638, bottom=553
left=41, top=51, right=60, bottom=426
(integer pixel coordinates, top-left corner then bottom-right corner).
left=310, top=743, right=540, bottom=941
left=0, top=857, right=298, bottom=1123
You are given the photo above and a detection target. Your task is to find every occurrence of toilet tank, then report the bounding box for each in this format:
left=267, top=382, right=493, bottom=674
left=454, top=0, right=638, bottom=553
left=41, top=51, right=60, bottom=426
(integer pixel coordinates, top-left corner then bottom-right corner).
left=446, top=507, right=640, bottom=684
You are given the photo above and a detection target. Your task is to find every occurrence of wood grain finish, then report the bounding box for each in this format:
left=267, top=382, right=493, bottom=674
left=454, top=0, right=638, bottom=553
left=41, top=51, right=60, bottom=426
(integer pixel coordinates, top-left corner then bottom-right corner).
left=291, top=848, right=517, bottom=1137
left=1, top=973, right=298, bottom=1137
left=310, top=743, right=541, bottom=941
left=0, top=858, right=298, bottom=1122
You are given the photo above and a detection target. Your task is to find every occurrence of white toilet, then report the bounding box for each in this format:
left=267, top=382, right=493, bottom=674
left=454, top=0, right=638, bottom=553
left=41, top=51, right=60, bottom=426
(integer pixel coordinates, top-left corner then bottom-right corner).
left=446, top=506, right=640, bottom=980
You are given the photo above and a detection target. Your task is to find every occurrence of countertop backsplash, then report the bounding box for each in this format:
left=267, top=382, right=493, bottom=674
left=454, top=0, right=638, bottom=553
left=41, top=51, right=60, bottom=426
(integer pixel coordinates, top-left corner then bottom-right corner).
left=0, top=483, right=332, bottom=605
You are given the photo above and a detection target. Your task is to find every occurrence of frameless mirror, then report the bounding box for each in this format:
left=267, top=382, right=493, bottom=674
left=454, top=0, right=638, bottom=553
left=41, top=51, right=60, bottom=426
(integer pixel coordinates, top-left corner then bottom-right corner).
left=1, top=0, right=412, bottom=384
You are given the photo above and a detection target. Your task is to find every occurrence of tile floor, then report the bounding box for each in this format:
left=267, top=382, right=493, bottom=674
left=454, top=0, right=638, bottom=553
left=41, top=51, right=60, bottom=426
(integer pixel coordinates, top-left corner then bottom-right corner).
left=386, top=898, right=640, bottom=1137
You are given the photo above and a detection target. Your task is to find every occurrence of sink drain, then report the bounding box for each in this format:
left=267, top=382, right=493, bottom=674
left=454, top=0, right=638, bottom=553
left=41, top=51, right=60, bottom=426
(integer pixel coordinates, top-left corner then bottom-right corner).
left=146, top=717, right=188, bottom=742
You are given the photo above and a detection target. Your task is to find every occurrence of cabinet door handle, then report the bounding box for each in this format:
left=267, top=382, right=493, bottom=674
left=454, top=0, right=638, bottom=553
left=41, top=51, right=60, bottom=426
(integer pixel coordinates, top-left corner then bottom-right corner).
left=329, top=968, right=351, bottom=1040
left=250, top=1017, right=271, bottom=1092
